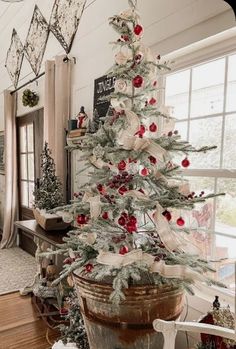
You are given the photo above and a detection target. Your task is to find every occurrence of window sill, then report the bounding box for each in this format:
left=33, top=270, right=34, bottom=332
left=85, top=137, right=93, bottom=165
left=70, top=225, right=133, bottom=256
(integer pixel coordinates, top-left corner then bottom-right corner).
left=192, top=284, right=235, bottom=313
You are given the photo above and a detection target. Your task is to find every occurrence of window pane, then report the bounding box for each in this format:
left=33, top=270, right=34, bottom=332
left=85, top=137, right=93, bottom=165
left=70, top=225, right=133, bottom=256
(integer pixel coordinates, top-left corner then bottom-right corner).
left=191, top=58, right=225, bottom=117
left=212, top=235, right=236, bottom=291
left=20, top=154, right=27, bottom=180
left=29, top=182, right=34, bottom=208
left=28, top=154, right=35, bottom=181
left=165, top=70, right=190, bottom=120
left=215, top=178, right=236, bottom=236
left=223, top=114, right=236, bottom=169
left=19, top=126, right=27, bottom=153
left=27, top=124, right=34, bottom=152
left=175, top=121, right=188, bottom=140
left=21, top=181, right=28, bottom=207
left=226, top=54, right=236, bottom=112
left=188, top=117, right=222, bottom=169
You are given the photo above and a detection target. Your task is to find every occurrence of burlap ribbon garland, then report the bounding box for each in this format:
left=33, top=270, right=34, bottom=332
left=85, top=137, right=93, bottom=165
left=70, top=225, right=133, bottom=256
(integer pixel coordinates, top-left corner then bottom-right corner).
left=97, top=249, right=206, bottom=283
left=117, top=110, right=167, bottom=162
left=82, top=192, right=101, bottom=219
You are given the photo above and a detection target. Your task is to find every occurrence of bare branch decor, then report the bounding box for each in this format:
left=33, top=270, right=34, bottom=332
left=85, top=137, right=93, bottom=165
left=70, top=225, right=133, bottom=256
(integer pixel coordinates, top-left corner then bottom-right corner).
left=24, top=5, right=49, bottom=76
left=50, top=0, right=87, bottom=54
left=5, top=29, right=24, bottom=88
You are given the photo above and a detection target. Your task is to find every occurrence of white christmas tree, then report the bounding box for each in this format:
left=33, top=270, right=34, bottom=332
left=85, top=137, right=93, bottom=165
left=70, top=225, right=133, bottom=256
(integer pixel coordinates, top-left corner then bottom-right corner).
left=51, top=0, right=223, bottom=303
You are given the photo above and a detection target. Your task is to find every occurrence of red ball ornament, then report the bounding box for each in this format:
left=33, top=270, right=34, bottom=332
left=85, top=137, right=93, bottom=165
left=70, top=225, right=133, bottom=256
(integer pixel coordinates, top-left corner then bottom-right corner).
left=141, top=168, right=149, bottom=176
left=153, top=81, right=157, bottom=87
left=149, top=98, right=157, bottom=105
left=102, top=212, right=109, bottom=220
left=118, top=216, right=126, bottom=226
left=162, top=210, right=172, bottom=221
left=177, top=217, right=185, bottom=226
left=77, top=214, right=87, bottom=225
left=85, top=263, right=94, bottom=273
left=119, top=246, right=129, bottom=255
left=149, top=122, right=157, bottom=132
left=181, top=157, right=190, bottom=168
left=149, top=155, right=157, bottom=165
left=134, top=24, right=143, bottom=35
left=118, top=186, right=128, bottom=195
left=132, top=75, right=143, bottom=88
left=126, top=222, right=137, bottom=233
left=129, top=215, right=137, bottom=224
left=118, top=160, right=126, bottom=171
left=121, top=35, right=129, bottom=42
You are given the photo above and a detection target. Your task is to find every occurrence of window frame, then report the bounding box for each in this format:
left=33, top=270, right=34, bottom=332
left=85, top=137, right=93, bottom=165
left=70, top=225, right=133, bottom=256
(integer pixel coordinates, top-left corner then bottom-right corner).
left=162, top=36, right=236, bottom=300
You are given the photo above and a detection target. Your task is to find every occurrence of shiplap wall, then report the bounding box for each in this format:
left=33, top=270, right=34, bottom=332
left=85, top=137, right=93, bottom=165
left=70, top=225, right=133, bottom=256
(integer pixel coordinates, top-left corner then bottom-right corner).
left=0, top=2, right=234, bottom=346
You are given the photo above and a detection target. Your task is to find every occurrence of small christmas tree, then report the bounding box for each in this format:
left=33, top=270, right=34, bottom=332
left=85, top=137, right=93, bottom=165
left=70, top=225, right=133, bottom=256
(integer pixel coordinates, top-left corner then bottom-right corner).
left=33, top=142, right=64, bottom=210
left=51, top=0, right=223, bottom=304
left=59, top=292, right=89, bottom=349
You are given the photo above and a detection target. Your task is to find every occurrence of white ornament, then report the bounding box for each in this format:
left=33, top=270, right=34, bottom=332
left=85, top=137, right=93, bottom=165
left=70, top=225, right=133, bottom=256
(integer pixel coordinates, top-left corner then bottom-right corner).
left=114, top=79, right=128, bottom=94
left=115, top=51, right=129, bottom=65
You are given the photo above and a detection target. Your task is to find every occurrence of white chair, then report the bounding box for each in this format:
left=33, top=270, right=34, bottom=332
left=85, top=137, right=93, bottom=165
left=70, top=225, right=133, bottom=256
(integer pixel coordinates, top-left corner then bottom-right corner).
left=153, top=319, right=236, bottom=349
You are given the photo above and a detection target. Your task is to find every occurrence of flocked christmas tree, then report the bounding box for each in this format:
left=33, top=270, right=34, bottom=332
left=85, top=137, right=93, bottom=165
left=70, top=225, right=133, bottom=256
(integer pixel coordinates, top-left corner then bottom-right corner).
left=59, top=291, right=89, bottom=349
left=50, top=0, right=224, bottom=303
left=33, top=142, right=64, bottom=210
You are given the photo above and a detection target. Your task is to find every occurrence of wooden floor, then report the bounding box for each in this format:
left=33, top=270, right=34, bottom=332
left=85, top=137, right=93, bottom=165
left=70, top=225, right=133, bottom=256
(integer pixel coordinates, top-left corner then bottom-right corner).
left=0, top=292, right=59, bottom=349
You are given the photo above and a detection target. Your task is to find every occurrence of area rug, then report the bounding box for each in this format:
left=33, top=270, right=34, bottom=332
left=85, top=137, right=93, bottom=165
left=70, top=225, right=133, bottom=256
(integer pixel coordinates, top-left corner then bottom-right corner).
left=0, top=247, right=37, bottom=295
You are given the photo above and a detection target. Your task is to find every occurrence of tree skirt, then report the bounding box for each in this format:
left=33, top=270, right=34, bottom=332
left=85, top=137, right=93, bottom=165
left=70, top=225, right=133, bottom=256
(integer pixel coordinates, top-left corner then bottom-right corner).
left=0, top=247, right=37, bottom=295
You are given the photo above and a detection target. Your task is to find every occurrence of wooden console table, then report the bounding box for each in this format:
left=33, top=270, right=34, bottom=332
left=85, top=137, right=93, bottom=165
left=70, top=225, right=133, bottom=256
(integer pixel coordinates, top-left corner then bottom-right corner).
left=14, top=220, right=69, bottom=247
left=14, top=220, right=69, bottom=295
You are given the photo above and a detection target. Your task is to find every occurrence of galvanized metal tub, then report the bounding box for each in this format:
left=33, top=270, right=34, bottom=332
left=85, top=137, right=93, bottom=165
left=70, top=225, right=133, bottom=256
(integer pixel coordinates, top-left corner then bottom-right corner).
left=73, top=273, right=184, bottom=349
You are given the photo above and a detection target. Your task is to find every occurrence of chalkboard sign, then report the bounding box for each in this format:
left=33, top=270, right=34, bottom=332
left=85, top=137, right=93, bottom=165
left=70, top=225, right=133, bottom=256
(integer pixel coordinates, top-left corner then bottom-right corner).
left=93, top=75, right=116, bottom=118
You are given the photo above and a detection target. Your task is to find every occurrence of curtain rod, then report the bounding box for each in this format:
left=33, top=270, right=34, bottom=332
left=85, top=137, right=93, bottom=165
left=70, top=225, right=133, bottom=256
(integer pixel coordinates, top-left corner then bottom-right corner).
left=10, top=71, right=45, bottom=95
left=10, top=56, right=75, bottom=95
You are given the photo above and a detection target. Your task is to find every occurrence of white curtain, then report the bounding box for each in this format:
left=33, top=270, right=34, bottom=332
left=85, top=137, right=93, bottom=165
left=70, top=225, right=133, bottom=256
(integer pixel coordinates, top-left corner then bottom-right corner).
left=1, top=90, right=18, bottom=248
left=44, top=55, right=73, bottom=200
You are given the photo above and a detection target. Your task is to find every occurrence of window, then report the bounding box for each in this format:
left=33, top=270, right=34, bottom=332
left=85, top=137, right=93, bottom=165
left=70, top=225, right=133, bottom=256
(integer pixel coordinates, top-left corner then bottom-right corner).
left=17, top=109, right=43, bottom=220
left=19, top=123, right=35, bottom=208
left=165, top=54, right=236, bottom=292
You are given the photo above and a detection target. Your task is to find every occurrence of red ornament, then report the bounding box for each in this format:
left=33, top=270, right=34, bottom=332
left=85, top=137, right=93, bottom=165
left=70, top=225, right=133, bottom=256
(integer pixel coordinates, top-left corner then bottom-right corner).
left=177, top=217, right=185, bottom=226
left=118, top=216, right=126, bottom=226
left=121, top=35, right=129, bottom=42
left=102, top=212, right=109, bottom=220
left=181, top=157, right=190, bottom=168
left=129, top=215, right=137, bottom=224
left=77, top=214, right=87, bottom=225
left=135, top=125, right=146, bottom=138
left=149, top=98, right=157, bottom=105
left=135, top=54, right=142, bottom=62
left=134, top=24, right=143, bottom=35
left=126, top=222, right=137, bottom=233
left=118, top=160, right=126, bottom=171
left=59, top=307, right=68, bottom=315
left=97, top=184, right=103, bottom=192
left=141, top=168, right=149, bottom=176
left=118, top=186, right=128, bottom=195
left=132, top=75, right=143, bottom=88
left=162, top=210, right=172, bottom=221
left=149, top=155, right=157, bottom=165
left=85, top=263, right=94, bottom=272
left=119, top=246, right=129, bottom=255
left=63, top=257, right=75, bottom=265
left=149, top=122, right=157, bottom=132
left=153, top=81, right=157, bottom=87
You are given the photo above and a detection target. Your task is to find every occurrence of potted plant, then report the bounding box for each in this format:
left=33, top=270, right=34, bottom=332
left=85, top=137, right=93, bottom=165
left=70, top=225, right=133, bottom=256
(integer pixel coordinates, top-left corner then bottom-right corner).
left=48, top=1, right=224, bottom=347
left=33, top=142, right=71, bottom=231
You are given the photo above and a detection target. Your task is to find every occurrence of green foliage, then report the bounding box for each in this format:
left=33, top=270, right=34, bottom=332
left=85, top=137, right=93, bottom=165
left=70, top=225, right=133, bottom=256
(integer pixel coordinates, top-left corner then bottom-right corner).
left=22, top=89, right=39, bottom=107
left=33, top=142, right=64, bottom=210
